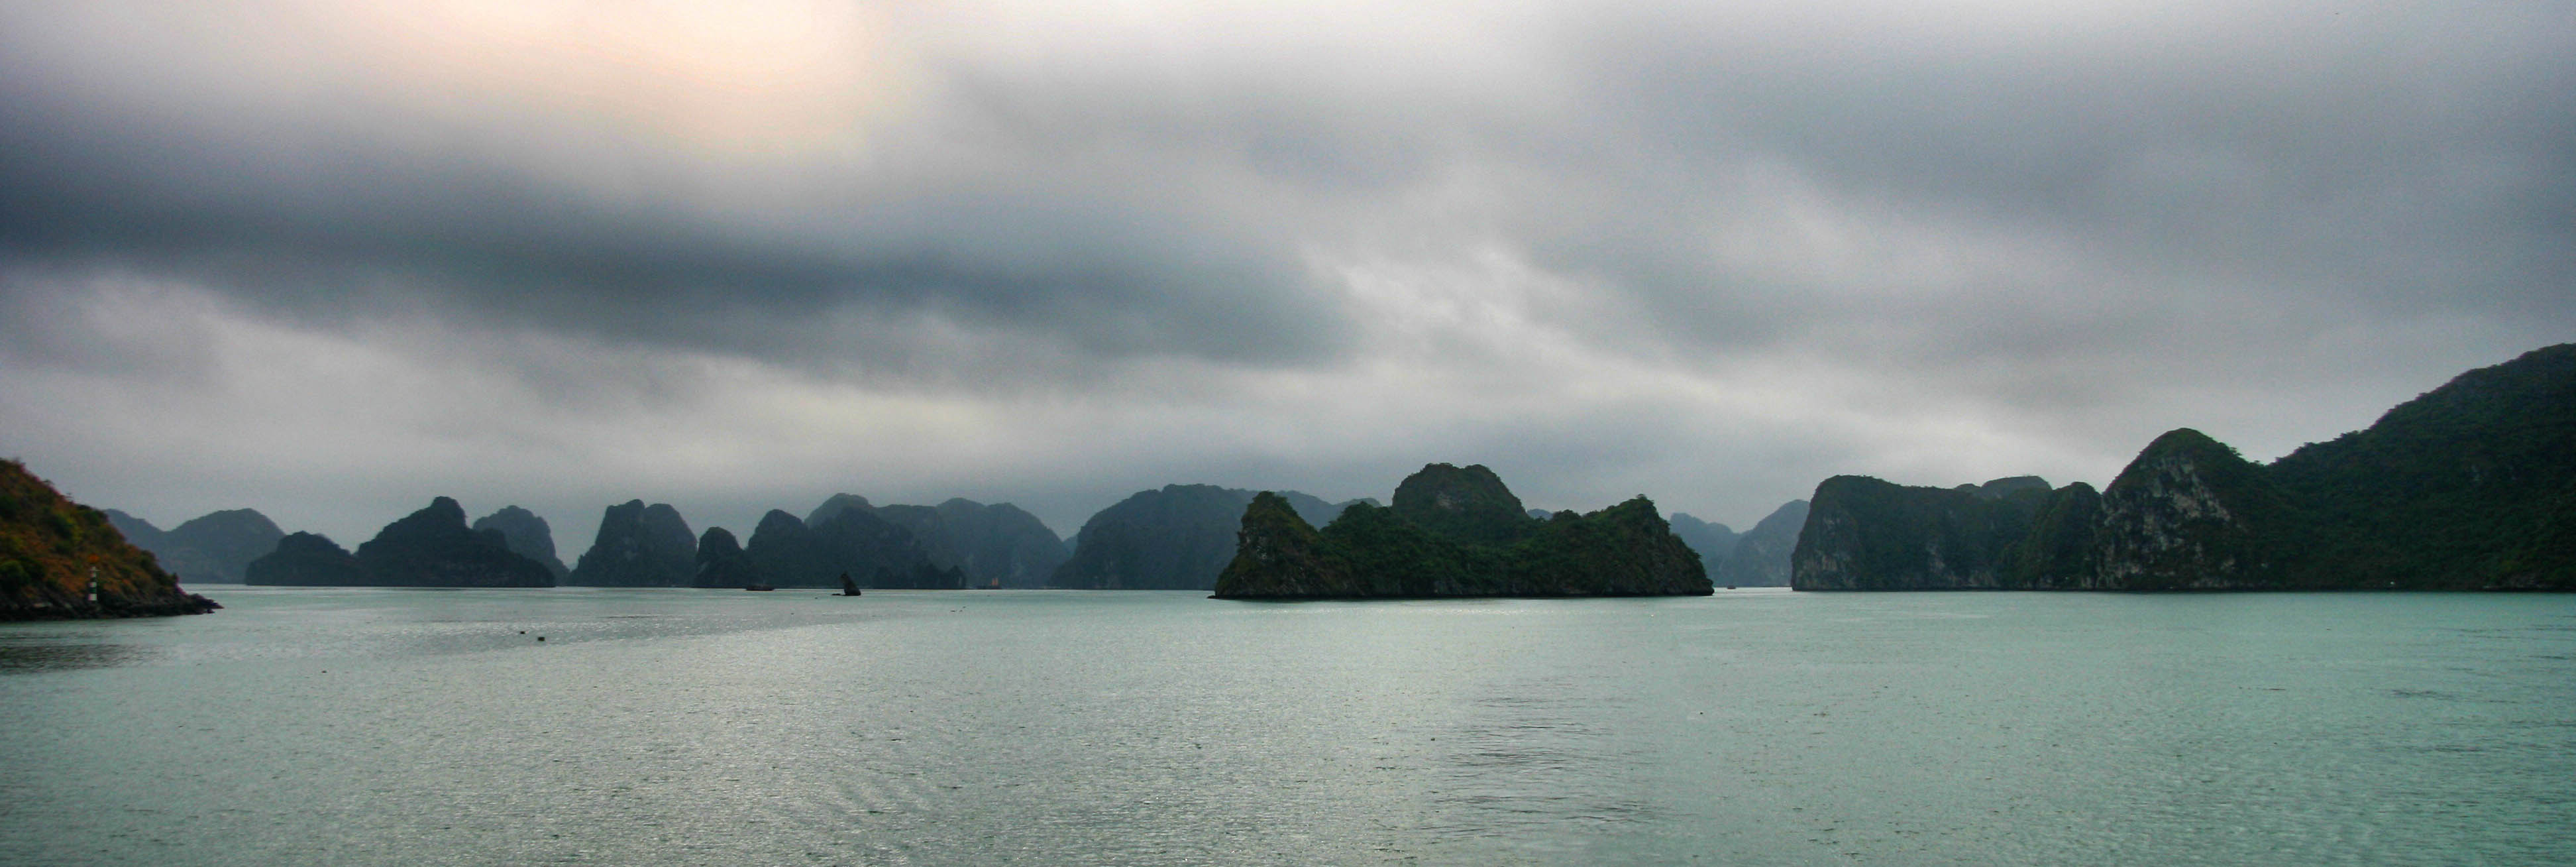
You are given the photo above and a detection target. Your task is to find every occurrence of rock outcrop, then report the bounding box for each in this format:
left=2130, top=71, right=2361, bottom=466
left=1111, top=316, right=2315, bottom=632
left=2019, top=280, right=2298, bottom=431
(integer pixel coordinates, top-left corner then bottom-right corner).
left=2088, top=430, right=2290, bottom=590
left=568, top=500, right=697, bottom=586
left=691, top=526, right=761, bottom=589
left=1788, top=477, right=2060, bottom=590
left=242, top=498, right=550, bottom=587
left=1389, top=463, right=1534, bottom=545
left=0, top=460, right=221, bottom=619
left=101, top=510, right=159, bottom=549
left=1792, top=343, right=2576, bottom=591
left=2262, top=341, right=2576, bottom=589
left=103, top=508, right=284, bottom=584
left=742, top=500, right=960, bottom=589
left=741, top=510, right=835, bottom=587
left=472, top=506, right=570, bottom=580
left=1794, top=449, right=2297, bottom=591
left=1998, top=483, right=2103, bottom=591
left=1214, top=463, right=1711, bottom=599
left=1213, top=492, right=1366, bottom=596
left=805, top=494, right=875, bottom=528
left=348, top=497, right=557, bottom=587
left=1958, top=476, right=2052, bottom=500
left=244, top=532, right=364, bottom=586
left=1714, top=500, right=1807, bottom=587
left=1049, top=485, right=1370, bottom=590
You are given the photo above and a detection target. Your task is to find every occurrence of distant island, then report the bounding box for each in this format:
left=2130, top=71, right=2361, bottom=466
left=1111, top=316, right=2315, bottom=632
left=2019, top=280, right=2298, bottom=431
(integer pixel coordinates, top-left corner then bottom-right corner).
left=103, top=507, right=282, bottom=584
left=475, top=505, right=571, bottom=580
left=218, top=491, right=1073, bottom=591
left=1711, top=500, right=1807, bottom=587
left=0, top=459, right=219, bottom=619
left=1050, top=485, right=1371, bottom=590
left=720, top=494, right=1064, bottom=590
left=248, top=496, right=556, bottom=587
left=75, top=343, right=2567, bottom=598
left=1794, top=343, right=2575, bottom=591
left=1212, top=463, right=1710, bottom=599
left=569, top=499, right=698, bottom=587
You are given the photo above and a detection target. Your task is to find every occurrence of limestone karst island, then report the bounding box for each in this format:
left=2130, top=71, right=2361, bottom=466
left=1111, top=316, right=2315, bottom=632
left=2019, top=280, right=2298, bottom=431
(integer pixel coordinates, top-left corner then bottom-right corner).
left=0, top=460, right=219, bottom=620
left=1212, top=463, right=1712, bottom=599
left=1792, top=342, right=2575, bottom=591
left=7, top=342, right=2572, bottom=619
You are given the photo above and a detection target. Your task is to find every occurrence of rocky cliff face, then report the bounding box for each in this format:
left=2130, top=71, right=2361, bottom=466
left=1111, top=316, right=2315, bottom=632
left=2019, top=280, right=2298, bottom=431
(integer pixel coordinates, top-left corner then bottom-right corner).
left=1789, top=341, right=2576, bottom=591
left=1999, top=483, right=2102, bottom=590
left=1050, top=485, right=1367, bottom=590
left=0, top=460, right=220, bottom=619
left=244, top=532, right=364, bottom=586
left=1214, top=464, right=1711, bottom=599
left=1214, top=492, right=1363, bottom=596
left=103, top=508, right=283, bottom=584
left=1389, top=463, right=1535, bottom=546
left=472, top=506, right=570, bottom=580
left=1793, top=457, right=2290, bottom=592
left=568, top=500, right=697, bottom=586
left=1790, top=479, right=2053, bottom=590
left=349, top=498, right=557, bottom=587
left=1715, top=500, right=1807, bottom=587
left=741, top=510, right=830, bottom=585
left=692, top=526, right=761, bottom=588
left=2087, top=430, right=2288, bottom=590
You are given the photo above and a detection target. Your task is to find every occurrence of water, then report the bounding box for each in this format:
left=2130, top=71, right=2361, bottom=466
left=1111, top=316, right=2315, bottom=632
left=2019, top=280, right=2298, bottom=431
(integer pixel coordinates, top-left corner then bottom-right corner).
left=1, top=587, right=2571, bottom=865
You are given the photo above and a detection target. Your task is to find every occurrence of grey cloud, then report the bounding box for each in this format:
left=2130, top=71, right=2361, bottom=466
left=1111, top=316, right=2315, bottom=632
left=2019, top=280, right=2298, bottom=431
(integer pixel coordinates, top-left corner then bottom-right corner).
left=1528, top=2, right=2575, bottom=321
left=9, top=1, right=2560, bottom=380
left=1, top=0, right=2569, bottom=537
left=0, top=8, right=1357, bottom=373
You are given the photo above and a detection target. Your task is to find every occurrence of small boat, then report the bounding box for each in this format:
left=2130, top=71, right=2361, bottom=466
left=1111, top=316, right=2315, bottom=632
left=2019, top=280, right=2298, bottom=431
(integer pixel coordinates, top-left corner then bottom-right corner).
left=743, top=583, right=776, bottom=592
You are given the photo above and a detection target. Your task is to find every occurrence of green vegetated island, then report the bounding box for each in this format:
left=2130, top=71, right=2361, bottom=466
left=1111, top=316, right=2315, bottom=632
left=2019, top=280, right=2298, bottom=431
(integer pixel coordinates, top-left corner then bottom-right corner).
left=10, top=341, right=2571, bottom=619
left=1794, top=342, right=2576, bottom=591
left=0, top=460, right=219, bottom=620
left=1212, top=463, right=1711, bottom=598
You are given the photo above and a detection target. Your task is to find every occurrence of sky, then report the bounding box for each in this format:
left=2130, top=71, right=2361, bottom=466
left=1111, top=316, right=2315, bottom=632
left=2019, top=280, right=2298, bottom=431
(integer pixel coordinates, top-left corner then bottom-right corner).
left=3, top=0, right=2569, bottom=548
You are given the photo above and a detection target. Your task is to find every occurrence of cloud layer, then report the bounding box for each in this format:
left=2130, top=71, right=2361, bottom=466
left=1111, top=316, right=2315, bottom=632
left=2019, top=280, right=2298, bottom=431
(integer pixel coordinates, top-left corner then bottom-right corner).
left=3, top=0, right=2569, bottom=543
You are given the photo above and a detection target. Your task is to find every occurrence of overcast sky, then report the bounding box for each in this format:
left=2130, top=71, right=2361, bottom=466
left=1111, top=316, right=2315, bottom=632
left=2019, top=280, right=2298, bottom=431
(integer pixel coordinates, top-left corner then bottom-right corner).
left=3, top=0, right=2568, bottom=548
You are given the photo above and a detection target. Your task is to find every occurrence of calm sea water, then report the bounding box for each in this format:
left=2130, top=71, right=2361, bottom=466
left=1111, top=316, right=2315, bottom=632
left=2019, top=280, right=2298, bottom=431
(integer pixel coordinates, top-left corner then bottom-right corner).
left=1, top=587, right=2570, bottom=865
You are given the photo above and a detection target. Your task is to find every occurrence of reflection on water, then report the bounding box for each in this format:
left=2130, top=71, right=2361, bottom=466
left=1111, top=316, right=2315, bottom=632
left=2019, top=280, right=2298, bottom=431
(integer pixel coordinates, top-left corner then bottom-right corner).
left=1428, top=683, right=1653, bottom=841
left=0, top=636, right=160, bottom=673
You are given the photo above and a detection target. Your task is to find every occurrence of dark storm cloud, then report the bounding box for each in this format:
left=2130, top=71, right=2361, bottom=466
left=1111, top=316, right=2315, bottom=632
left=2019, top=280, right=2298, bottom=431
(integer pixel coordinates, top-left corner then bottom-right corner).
left=0, top=95, right=1342, bottom=373
left=1, top=0, right=2569, bottom=538
left=7, top=1, right=2565, bottom=378
left=1526, top=2, right=2576, bottom=354
left=0, top=3, right=1365, bottom=373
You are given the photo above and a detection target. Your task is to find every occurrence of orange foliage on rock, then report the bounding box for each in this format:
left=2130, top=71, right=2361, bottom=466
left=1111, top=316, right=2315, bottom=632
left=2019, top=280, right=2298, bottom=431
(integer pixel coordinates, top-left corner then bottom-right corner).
left=0, top=459, right=215, bottom=618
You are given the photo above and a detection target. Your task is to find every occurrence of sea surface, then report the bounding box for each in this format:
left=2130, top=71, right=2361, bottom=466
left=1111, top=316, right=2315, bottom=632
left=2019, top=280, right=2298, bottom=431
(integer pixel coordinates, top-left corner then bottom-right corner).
left=1, top=587, right=2571, bottom=865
